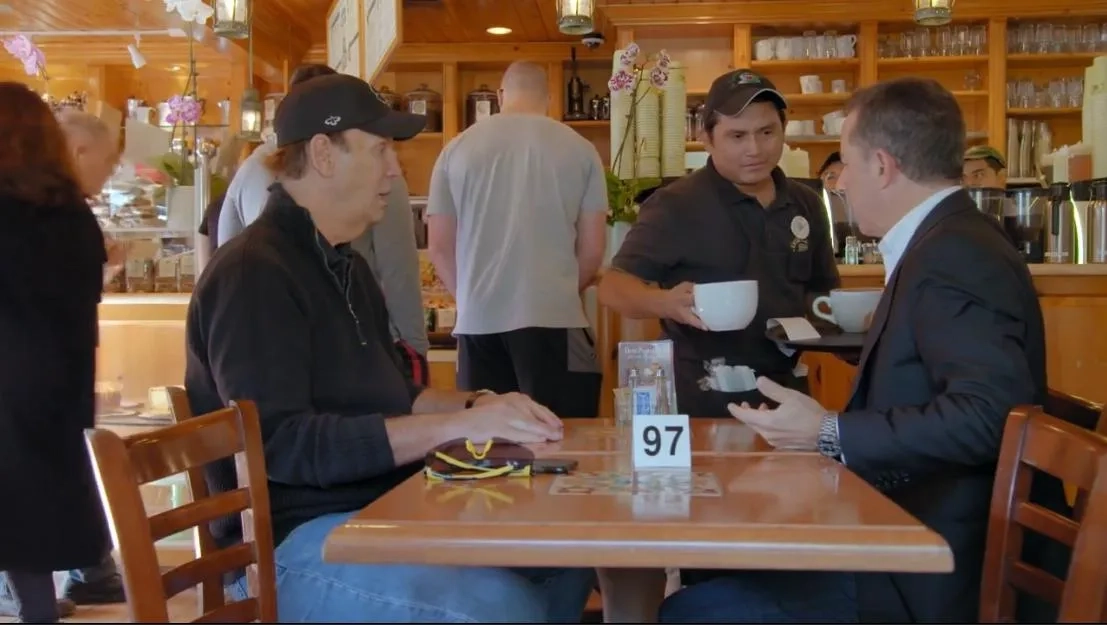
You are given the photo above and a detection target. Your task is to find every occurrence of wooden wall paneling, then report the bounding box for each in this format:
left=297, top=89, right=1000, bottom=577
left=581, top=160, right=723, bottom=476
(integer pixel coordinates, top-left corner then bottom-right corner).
left=547, top=61, right=565, bottom=122
left=858, top=22, right=879, bottom=86
left=598, top=0, right=1107, bottom=26
left=615, top=28, right=636, bottom=50
left=732, top=24, right=752, bottom=70
left=987, top=18, right=1009, bottom=152
left=442, top=62, right=460, bottom=139
left=390, top=43, right=614, bottom=66
left=96, top=321, right=187, bottom=403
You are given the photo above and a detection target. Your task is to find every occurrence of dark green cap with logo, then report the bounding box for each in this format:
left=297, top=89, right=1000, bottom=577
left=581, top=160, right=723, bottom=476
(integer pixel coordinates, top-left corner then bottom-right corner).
left=705, top=69, right=788, bottom=116
left=964, top=145, right=1007, bottom=169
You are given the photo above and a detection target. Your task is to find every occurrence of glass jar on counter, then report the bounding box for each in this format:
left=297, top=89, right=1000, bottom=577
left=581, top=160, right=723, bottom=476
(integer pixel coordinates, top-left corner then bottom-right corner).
left=404, top=84, right=442, bottom=132
left=465, top=84, right=499, bottom=128
left=375, top=86, right=402, bottom=111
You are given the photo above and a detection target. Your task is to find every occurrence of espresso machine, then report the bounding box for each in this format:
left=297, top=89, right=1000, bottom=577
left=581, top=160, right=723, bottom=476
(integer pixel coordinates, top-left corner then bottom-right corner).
left=966, top=188, right=1007, bottom=223
left=1005, top=187, right=1048, bottom=263
left=1043, top=182, right=1075, bottom=263
left=564, top=47, right=589, bottom=121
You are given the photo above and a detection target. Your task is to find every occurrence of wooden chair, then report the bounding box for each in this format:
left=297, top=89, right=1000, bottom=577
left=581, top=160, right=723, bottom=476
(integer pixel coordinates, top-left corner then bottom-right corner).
left=980, top=405, right=1107, bottom=622
left=162, top=385, right=238, bottom=615
left=1043, top=389, right=1107, bottom=517
left=85, top=400, right=277, bottom=622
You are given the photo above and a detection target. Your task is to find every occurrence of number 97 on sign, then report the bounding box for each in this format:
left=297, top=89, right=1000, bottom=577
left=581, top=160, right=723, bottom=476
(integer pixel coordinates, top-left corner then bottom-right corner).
left=632, top=414, right=692, bottom=469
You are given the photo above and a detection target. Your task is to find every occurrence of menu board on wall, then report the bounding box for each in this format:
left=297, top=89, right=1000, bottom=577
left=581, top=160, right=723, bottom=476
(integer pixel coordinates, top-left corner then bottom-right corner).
left=327, top=0, right=362, bottom=77
left=363, top=0, right=400, bottom=84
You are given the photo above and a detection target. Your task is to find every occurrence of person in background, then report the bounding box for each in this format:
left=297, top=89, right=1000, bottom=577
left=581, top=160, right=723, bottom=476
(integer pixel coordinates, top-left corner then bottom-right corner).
left=0, top=109, right=126, bottom=621
left=660, top=78, right=1046, bottom=624
left=0, top=83, right=113, bottom=624
left=597, top=70, right=839, bottom=418
left=962, top=145, right=1007, bottom=188
left=818, top=151, right=843, bottom=191
left=218, top=63, right=429, bottom=356
left=187, top=73, right=592, bottom=621
left=426, top=61, right=608, bottom=418
left=196, top=191, right=226, bottom=273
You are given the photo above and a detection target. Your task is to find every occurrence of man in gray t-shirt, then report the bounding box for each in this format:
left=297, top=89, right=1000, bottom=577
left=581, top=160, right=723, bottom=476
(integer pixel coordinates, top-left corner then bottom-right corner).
left=215, top=65, right=427, bottom=356
left=426, top=61, right=608, bottom=417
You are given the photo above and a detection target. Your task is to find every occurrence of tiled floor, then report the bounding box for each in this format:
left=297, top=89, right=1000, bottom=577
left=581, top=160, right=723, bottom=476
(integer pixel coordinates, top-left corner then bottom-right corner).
left=0, top=589, right=196, bottom=623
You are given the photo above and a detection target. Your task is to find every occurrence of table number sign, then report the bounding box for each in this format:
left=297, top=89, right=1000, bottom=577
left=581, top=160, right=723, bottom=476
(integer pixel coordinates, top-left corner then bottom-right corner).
left=632, top=414, right=692, bottom=469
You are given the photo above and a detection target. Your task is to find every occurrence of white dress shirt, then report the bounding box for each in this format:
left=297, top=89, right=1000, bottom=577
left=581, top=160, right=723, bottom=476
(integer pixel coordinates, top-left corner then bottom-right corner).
left=877, top=186, right=961, bottom=283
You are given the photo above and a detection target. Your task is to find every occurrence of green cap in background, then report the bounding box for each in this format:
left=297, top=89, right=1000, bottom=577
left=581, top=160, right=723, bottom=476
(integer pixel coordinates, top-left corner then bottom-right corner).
left=964, top=145, right=1007, bottom=169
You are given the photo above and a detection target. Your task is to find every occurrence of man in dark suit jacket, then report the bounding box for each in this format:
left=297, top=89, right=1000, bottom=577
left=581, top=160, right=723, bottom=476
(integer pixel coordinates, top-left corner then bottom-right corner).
left=658, top=78, right=1047, bottom=623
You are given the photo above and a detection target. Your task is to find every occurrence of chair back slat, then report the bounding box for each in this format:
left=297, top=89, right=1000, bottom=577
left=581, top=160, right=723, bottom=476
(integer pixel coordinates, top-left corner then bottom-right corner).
left=85, top=399, right=277, bottom=622
left=980, top=405, right=1107, bottom=622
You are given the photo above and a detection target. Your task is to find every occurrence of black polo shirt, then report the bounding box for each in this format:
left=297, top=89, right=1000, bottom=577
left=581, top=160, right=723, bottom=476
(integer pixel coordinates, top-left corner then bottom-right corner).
left=612, top=160, right=839, bottom=406
left=184, top=184, right=423, bottom=550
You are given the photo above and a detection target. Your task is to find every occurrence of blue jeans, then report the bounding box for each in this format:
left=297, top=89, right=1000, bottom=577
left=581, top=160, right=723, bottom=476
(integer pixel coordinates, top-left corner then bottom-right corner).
left=231, top=510, right=595, bottom=622
left=659, top=570, right=859, bottom=623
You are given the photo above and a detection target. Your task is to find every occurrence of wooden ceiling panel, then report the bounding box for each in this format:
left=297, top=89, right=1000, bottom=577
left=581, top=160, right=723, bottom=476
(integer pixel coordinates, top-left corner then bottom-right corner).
left=401, top=0, right=610, bottom=44
left=0, top=0, right=176, bottom=31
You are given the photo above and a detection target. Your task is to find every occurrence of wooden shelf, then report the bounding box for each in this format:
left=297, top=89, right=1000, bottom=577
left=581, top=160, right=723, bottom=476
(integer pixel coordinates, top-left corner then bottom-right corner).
left=877, top=55, right=989, bottom=69
left=564, top=120, right=609, bottom=128
left=1007, top=107, right=1083, bottom=117
left=1007, top=52, right=1099, bottom=69
left=784, top=93, right=850, bottom=105
left=750, top=58, right=860, bottom=70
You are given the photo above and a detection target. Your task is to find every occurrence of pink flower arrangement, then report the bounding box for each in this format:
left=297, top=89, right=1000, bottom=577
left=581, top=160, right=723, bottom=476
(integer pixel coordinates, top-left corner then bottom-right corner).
left=607, top=42, right=671, bottom=94
left=166, top=95, right=202, bottom=125
left=3, top=35, right=47, bottom=78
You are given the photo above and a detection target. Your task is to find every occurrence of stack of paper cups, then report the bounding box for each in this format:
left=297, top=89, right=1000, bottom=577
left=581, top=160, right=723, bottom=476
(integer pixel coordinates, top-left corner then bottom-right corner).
left=610, top=49, right=637, bottom=180
left=634, top=77, right=661, bottom=179
left=660, top=62, right=687, bottom=178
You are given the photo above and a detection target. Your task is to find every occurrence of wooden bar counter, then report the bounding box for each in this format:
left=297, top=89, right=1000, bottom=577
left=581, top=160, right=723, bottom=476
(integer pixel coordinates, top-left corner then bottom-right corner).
left=95, top=294, right=459, bottom=400
left=597, top=264, right=1107, bottom=417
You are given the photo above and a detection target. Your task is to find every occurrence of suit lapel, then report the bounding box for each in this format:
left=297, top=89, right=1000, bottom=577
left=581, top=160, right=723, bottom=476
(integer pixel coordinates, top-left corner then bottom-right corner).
left=845, top=190, right=975, bottom=409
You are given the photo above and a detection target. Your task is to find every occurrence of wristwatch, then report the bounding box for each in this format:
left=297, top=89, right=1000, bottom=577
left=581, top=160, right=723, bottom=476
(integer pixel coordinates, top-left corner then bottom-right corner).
left=464, top=389, right=495, bottom=409
left=817, top=412, right=843, bottom=461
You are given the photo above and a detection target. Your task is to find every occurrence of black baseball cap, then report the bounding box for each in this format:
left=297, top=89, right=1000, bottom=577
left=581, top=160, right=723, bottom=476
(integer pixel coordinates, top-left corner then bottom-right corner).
left=705, top=69, right=788, bottom=116
left=274, top=73, right=426, bottom=147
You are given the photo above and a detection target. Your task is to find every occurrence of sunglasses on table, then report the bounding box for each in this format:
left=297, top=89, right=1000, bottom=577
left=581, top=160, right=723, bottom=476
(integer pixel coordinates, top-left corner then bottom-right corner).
left=424, top=438, right=535, bottom=481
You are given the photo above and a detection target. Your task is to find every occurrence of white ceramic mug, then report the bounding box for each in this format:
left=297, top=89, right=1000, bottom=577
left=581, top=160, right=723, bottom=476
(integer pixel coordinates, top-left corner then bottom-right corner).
left=799, top=75, right=823, bottom=94
left=755, top=38, right=776, bottom=60
left=775, top=37, right=794, bottom=60
left=785, top=120, right=806, bottom=136
left=693, top=280, right=759, bottom=332
left=812, top=288, right=883, bottom=333
left=831, top=79, right=848, bottom=94
left=836, top=34, right=858, bottom=58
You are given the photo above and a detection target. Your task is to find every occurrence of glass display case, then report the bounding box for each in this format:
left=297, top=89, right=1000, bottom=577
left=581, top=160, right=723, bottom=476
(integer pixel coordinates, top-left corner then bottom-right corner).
left=92, top=162, right=197, bottom=294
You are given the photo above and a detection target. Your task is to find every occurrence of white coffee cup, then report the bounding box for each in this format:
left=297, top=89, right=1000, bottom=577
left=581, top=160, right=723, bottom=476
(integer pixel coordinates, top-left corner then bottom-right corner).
left=831, top=79, right=848, bottom=93
left=812, top=288, right=883, bottom=333
left=693, top=280, right=759, bottom=332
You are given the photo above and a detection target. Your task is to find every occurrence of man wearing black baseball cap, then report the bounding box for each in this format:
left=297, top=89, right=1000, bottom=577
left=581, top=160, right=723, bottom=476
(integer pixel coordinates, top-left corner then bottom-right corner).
left=599, top=69, right=840, bottom=417
left=184, top=72, right=590, bottom=622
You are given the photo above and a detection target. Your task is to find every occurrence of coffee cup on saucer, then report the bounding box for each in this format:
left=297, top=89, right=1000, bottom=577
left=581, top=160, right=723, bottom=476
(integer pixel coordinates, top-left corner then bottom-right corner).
left=812, top=288, right=882, bottom=333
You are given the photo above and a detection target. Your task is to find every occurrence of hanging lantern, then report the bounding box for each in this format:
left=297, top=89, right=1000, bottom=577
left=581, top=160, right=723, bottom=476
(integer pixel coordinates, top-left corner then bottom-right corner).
left=914, top=0, right=953, bottom=26
left=239, top=87, right=263, bottom=142
left=213, top=0, right=250, bottom=39
left=557, top=0, right=594, bottom=36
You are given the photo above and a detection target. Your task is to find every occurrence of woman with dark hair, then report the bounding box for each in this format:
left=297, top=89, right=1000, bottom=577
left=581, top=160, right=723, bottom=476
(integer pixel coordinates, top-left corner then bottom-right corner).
left=0, top=82, right=111, bottom=623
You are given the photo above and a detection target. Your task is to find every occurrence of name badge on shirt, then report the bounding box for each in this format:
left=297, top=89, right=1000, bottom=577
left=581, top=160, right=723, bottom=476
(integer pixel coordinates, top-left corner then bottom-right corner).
left=790, top=215, right=810, bottom=252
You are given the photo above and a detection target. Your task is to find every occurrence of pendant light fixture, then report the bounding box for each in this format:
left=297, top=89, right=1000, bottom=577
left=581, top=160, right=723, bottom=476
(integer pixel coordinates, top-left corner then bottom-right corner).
left=557, top=0, right=594, bottom=36
left=913, top=0, right=954, bottom=26
left=213, top=0, right=250, bottom=39
left=238, top=0, right=262, bottom=141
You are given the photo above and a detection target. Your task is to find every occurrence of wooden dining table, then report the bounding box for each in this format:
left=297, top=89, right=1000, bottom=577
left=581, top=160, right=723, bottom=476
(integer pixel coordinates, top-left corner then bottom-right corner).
left=323, top=418, right=953, bottom=622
